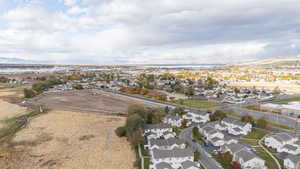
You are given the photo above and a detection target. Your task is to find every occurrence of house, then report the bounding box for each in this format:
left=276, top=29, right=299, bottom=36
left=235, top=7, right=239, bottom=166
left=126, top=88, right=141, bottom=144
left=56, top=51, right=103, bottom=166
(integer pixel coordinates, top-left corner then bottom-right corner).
left=234, top=149, right=267, bottom=169
left=264, top=133, right=299, bottom=154
left=280, top=144, right=300, bottom=155
left=147, top=138, right=186, bottom=150
left=150, top=148, right=194, bottom=169
left=163, top=114, right=183, bottom=127
left=221, top=143, right=266, bottom=169
left=183, top=109, right=210, bottom=126
left=217, top=117, right=252, bottom=135
left=200, top=126, right=225, bottom=147
left=284, top=155, right=300, bottom=169
left=153, top=162, right=174, bottom=169
left=220, top=143, right=248, bottom=155
left=181, top=160, right=199, bottom=169
left=144, top=124, right=173, bottom=136
left=145, top=130, right=176, bottom=140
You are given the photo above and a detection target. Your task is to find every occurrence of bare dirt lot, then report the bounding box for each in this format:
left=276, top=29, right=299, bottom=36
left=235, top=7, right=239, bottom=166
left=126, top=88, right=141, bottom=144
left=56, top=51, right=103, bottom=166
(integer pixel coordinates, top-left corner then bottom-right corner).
left=28, top=90, right=151, bottom=114
left=1, top=110, right=135, bottom=169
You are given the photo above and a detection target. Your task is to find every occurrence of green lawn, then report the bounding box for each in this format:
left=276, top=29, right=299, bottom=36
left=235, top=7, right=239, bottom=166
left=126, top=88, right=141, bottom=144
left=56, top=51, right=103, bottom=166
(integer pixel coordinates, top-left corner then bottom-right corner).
left=219, top=109, right=241, bottom=118
left=272, top=96, right=300, bottom=104
left=243, top=128, right=269, bottom=140
left=141, top=145, right=149, bottom=157
left=268, top=121, right=294, bottom=130
left=255, top=147, right=280, bottom=169
left=144, top=158, right=150, bottom=169
left=174, top=99, right=224, bottom=109
left=211, top=153, right=231, bottom=169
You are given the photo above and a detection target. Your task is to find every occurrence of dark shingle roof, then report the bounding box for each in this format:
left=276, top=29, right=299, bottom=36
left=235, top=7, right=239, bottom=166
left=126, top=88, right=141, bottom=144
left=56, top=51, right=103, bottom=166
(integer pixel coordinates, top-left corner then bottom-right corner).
left=235, top=149, right=259, bottom=162
left=149, top=138, right=185, bottom=147
left=181, top=160, right=198, bottom=169
left=155, top=162, right=174, bottom=169
left=285, top=154, right=300, bottom=164
left=152, top=148, right=194, bottom=159
left=222, top=117, right=248, bottom=127
left=144, top=123, right=171, bottom=130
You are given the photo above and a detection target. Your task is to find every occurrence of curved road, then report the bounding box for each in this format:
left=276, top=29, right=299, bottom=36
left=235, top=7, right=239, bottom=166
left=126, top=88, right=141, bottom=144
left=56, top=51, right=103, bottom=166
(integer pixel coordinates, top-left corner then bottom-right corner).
left=179, top=127, right=223, bottom=169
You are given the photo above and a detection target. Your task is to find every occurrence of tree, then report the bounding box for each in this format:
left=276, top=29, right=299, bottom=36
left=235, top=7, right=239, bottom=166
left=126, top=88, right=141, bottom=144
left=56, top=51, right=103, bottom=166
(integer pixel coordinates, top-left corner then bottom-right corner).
left=72, top=83, right=83, bottom=90
left=192, top=127, right=202, bottom=140
left=223, top=151, right=233, bottom=162
left=231, top=162, right=241, bottom=169
left=181, top=119, right=188, bottom=127
left=164, top=106, right=169, bottom=113
left=210, top=110, right=227, bottom=121
left=125, top=114, right=145, bottom=147
left=127, top=104, right=145, bottom=117
left=173, top=107, right=186, bottom=115
left=115, top=126, right=126, bottom=137
left=185, top=87, right=194, bottom=97
left=23, top=88, right=36, bottom=98
left=194, top=151, right=200, bottom=161
left=241, top=114, right=255, bottom=125
left=256, top=118, right=268, bottom=129
left=0, top=76, right=9, bottom=83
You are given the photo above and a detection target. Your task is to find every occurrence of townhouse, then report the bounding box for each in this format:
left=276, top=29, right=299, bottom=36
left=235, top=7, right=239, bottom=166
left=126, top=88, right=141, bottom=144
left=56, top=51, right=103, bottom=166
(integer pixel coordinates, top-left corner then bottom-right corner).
left=284, top=155, right=300, bottom=169
left=264, top=133, right=300, bottom=155
left=146, top=138, right=186, bottom=150
left=216, top=117, right=252, bottom=136
left=150, top=148, right=195, bottom=169
left=144, top=124, right=173, bottom=136
left=163, top=114, right=183, bottom=127
left=221, top=143, right=266, bottom=169
left=183, top=109, right=210, bottom=126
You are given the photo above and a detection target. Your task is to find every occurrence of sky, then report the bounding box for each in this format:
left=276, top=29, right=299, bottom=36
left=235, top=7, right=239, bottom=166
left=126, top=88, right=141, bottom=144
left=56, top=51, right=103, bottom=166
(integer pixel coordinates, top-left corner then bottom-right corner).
left=0, top=0, right=300, bottom=64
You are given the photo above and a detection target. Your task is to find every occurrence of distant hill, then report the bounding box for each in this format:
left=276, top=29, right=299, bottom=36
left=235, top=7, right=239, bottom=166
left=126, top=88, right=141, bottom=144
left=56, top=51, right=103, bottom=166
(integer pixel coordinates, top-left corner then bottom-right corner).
left=239, top=54, right=300, bottom=66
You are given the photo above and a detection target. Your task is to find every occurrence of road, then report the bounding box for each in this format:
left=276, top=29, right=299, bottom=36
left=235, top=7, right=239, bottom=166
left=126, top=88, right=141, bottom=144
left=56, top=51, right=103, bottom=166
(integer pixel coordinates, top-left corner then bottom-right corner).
left=179, top=127, right=223, bottom=169
left=225, top=106, right=300, bottom=133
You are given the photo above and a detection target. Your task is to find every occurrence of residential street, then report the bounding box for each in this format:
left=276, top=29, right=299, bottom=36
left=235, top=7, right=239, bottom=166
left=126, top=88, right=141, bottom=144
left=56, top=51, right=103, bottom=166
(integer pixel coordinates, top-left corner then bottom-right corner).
left=179, top=127, right=223, bottom=169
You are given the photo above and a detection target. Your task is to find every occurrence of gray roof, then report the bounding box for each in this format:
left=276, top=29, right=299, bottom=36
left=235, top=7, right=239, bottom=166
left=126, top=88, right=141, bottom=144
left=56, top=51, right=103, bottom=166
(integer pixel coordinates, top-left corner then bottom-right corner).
left=210, top=137, right=223, bottom=143
left=144, top=123, right=171, bottom=130
left=165, top=114, right=181, bottom=121
left=223, top=143, right=247, bottom=154
left=235, top=149, right=260, bottom=162
left=149, top=138, right=185, bottom=147
left=285, top=154, right=300, bottom=164
left=152, top=148, right=194, bottom=159
left=155, top=162, right=174, bottom=169
left=181, top=160, right=198, bottom=169
left=202, top=126, right=218, bottom=135
left=283, top=144, right=298, bottom=151
left=232, top=127, right=243, bottom=132
left=222, top=117, right=249, bottom=127
left=269, top=133, right=294, bottom=143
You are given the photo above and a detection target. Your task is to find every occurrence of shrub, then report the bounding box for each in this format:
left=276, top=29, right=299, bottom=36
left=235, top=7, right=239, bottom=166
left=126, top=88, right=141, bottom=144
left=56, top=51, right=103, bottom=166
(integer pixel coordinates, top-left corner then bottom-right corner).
left=256, top=118, right=268, bottom=129
left=23, top=88, right=36, bottom=98
left=115, top=126, right=127, bottom=137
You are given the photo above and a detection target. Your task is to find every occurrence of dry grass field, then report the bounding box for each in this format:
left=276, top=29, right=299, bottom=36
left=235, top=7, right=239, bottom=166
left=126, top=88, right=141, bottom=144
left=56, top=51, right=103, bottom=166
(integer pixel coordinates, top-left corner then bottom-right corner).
left=2, top=110, right=135, bottom=169
left=0, top=89, right=149, bottom=169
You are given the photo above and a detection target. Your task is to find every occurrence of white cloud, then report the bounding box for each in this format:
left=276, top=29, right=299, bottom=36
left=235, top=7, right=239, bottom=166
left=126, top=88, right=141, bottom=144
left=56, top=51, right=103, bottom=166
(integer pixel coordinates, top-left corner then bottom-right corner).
left=63, top=0, right=77, bottom=6
left=0, top=0, right=300, bottom=64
